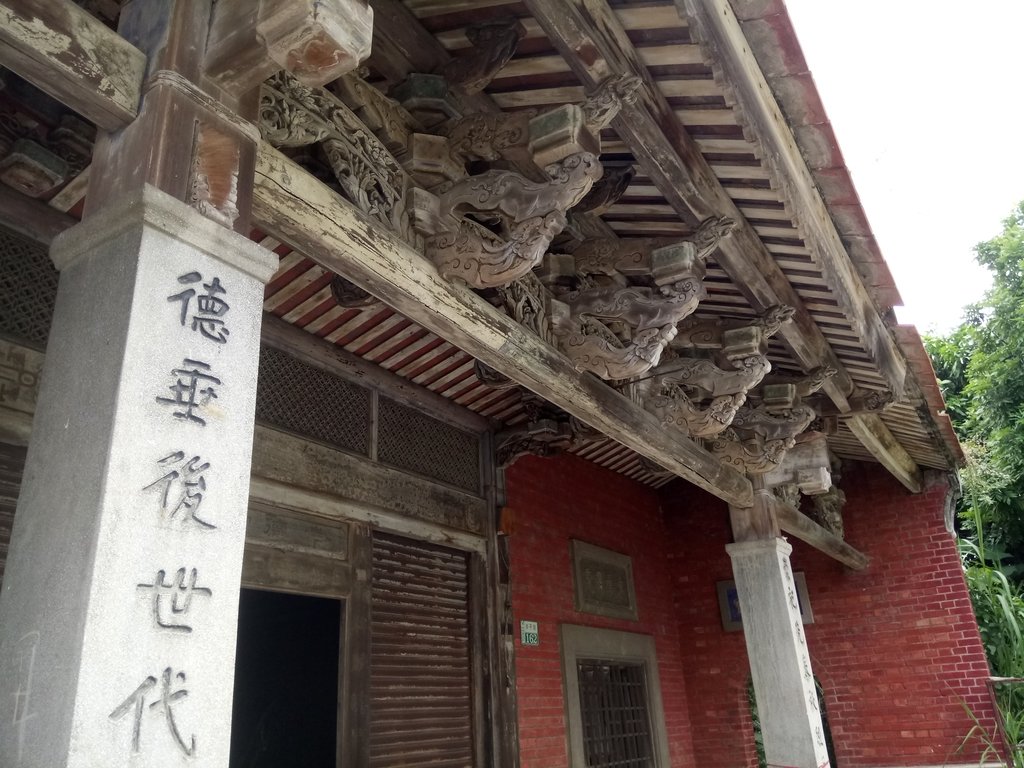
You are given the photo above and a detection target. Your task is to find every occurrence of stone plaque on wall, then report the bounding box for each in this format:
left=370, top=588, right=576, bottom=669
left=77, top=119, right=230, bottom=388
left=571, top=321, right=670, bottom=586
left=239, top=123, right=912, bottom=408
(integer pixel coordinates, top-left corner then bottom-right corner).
left=571, top=539, right=638, bottom=621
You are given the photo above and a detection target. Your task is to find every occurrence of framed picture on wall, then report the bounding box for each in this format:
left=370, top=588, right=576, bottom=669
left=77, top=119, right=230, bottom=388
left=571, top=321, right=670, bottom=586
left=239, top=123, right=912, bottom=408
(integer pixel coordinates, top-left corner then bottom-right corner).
left=716, top=572, right=814, bottom=632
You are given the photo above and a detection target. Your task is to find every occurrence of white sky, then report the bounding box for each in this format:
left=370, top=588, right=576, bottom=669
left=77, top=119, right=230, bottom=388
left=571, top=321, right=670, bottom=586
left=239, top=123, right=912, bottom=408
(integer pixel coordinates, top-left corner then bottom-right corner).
left=783, top=0, right=1024, bottom=334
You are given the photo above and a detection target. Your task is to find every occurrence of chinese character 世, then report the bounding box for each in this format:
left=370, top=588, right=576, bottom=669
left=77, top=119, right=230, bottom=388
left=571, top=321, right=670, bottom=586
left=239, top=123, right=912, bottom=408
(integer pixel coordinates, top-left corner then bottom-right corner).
left=137, top=567, right=213, bottom=632
left=155, top=359, right=221, bottom=426
left=169, top=272, right=230, bottom=343
left=109, top=667, right=195, bottom=757
left=144, top=451, right=216, bottom=529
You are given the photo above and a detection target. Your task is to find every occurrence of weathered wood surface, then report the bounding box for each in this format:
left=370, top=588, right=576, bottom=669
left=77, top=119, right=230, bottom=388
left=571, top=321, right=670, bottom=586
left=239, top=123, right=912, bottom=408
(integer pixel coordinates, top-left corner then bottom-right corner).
left=0, top=0, right=145, bottom=130
left=252, top=142, right=753, bottom=507
left=263, top=312, right=491, bottom=435
left=0, top=185, right=78, bottom=244
left=775, top=497, right=870, bottom=571
left=524, top=0, right=922, bottom=488
left=341, top=523, right=372, bottom=768
left=680, top=0, right=906, bottom=397
left=846, top=413, right=923, bottom=493
left=251, top=425, right=489, bottom=535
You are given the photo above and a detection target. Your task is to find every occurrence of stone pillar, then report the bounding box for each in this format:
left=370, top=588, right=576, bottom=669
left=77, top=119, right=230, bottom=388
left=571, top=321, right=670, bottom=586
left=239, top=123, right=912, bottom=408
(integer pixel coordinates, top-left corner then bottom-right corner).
left=0, top=186, right=276, bottom=767
left=727, top=536, right=831, bottom=768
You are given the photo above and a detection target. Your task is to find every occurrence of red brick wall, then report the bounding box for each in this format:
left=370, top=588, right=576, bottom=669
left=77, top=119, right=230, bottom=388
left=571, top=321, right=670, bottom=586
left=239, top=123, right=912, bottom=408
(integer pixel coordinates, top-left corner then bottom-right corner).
left=506, top=453, right=698, bottom=768
left=665, top=461, right=1001, bottom=767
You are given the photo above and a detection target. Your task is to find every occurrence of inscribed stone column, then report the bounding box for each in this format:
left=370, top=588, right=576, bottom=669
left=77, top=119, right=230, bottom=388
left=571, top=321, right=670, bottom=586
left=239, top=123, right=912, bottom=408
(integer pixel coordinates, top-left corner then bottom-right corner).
left=727, top=537, right=831, bottom=768
left=0, top=185, right=276, bottom=767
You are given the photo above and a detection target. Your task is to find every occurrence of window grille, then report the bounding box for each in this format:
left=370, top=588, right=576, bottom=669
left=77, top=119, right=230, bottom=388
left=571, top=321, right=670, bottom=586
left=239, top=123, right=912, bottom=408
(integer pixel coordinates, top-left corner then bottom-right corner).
left=377, top=397, right=480, bottom=494
left=577, top=661, right=655, bottom=768
left=256, top=346, right=373, bottom=457
left=0, top=225, right=58, bottom=347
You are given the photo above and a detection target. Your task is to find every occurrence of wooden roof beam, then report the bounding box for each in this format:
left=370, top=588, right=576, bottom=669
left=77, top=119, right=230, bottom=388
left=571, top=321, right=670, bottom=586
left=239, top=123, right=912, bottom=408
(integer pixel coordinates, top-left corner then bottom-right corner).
left=0, top=0, right=145, bottom=130
left=775, top=497, right=869, bottom=570
left=523, top=0, right=923, bottom=493
left=252, top=142, right=753, bottom=508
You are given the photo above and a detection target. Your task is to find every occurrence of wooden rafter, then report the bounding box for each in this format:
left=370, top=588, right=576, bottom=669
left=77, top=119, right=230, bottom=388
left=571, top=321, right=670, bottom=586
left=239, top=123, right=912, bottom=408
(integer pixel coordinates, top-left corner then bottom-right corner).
left=252, top=142, right=753, bottom=507
left=0, top=0, right=145, bottom=130
left=522, top=0, right=923, bottom=491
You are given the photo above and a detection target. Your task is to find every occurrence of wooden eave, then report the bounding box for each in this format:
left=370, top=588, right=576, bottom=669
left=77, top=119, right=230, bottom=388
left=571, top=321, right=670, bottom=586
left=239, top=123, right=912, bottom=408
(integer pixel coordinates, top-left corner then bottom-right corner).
left=0, top=0, right=962, bottom=502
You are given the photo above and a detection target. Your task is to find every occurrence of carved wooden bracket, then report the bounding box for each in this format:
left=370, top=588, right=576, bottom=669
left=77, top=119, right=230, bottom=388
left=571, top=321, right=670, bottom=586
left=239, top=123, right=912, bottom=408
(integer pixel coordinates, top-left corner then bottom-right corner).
left=330, top=70, right=420, bottom=158
left=260, top=73, right=415, bottom=242
left=494, top=394, right=599, bottom=467
left=655, top=354, right=772, bottom=402
left=439, top=17, right=526, bottom=93
left=581, top=75, right=643, bottom=133
left=643, top=381, right=746, bottom=438
left=207, top=0, right=374, bottom=93
left=707, top=430, right=795, bottom=475
left=552, top=298, right=678, bottom=380
left=574, top=165, right=636, bottom=214
left=419, top=152, right=601, bottom=288
left=673, top=303, right=794, bottom=350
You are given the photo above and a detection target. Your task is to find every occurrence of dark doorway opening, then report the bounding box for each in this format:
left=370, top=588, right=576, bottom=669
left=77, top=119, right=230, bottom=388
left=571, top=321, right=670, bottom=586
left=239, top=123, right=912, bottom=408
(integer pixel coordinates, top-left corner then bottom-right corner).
left=229, top=588, right=343, bottom=768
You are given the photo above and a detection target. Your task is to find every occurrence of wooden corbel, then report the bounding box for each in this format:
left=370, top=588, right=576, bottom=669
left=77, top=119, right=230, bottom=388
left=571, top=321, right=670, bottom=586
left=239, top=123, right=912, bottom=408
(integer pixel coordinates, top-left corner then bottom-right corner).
left=494, top=394, right=599, bottom=467
left=552, top=299, right=678, bottom=380
left=423, top=153, right=601, bottom=288
left=643, top=381, right=746, bottom=438
left=206, top=0, right=374, bottom=94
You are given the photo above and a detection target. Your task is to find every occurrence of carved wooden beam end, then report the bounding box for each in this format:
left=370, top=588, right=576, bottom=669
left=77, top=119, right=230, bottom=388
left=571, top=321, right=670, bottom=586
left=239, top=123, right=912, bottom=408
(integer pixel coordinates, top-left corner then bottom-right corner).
left=207, top=0, right=374, bottom=94
left=258, top=0, right=373, bottom=86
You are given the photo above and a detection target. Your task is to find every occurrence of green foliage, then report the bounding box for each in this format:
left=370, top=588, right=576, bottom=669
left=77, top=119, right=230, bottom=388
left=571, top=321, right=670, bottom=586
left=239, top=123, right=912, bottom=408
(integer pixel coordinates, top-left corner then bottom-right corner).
left=925, top=201, right=1024, bottom=559
left=927, top=201, right=1024, bottom=764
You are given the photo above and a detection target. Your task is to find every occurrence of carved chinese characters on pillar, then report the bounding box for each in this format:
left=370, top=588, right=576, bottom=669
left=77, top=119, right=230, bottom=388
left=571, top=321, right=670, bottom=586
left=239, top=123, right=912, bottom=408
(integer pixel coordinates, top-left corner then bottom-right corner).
left=108, top=263, right=241, bottom=759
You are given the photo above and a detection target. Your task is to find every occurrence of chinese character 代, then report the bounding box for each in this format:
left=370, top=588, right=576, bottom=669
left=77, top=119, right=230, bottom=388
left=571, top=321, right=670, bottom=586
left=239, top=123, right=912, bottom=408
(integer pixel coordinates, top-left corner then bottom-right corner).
left=155, top=359, right=221, bottom=426
left=137, top=568, right=213, bottom=632
left=109, top=667, right=195, bottom=757
left=168, top=272, right=230, bottom=343
left=144, top=451, right=216, bottom=529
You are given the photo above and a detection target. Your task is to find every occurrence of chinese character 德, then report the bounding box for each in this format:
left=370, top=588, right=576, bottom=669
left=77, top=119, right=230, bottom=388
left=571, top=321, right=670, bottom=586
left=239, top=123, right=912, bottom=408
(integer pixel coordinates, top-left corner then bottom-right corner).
left=144, top=451, right=216, bottom=529
left=156, top=359, right=221, bottom=426
left=109, top=668, right=195, bottom=757
left=137, top=568, right=213, bottom=632
left=168, top=272, right=230, bottom=343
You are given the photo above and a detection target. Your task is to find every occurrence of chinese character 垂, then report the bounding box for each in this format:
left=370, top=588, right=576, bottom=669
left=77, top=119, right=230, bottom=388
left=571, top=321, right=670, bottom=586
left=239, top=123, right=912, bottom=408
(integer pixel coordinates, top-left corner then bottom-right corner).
left=155, top=359, right=221, bottom=426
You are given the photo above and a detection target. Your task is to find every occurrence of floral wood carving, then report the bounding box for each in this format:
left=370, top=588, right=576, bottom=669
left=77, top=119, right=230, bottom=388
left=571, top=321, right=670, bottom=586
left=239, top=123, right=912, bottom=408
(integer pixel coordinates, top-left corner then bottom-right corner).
left=439, top=17, right=527, bottom=93
left=330, top=70, right=421, bottom=157
left=260, top=73, right=414, bottom=242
